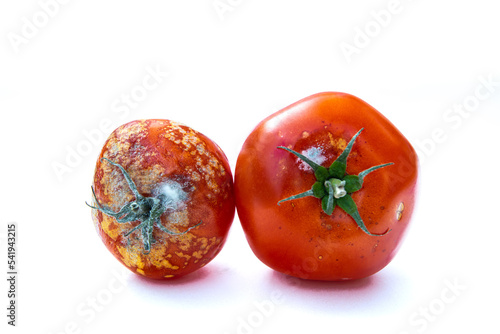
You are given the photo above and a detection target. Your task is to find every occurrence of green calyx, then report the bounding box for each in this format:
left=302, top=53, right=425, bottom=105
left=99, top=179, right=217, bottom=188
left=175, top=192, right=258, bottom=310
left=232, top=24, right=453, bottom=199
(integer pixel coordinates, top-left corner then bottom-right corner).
left=277, top=128, right=393, bottom=237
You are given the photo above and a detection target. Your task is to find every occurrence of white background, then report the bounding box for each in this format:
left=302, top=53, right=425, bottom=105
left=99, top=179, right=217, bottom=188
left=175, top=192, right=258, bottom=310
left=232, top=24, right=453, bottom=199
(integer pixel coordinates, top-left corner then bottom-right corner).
left=1, top=0, right=499, bottom=333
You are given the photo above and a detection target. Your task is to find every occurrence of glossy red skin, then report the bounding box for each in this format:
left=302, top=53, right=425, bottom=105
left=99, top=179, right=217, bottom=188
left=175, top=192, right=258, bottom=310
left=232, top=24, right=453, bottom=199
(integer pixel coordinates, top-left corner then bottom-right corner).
left=235, top=92, right=418, bottom=281
left=91, top=119, right=235, bottom=279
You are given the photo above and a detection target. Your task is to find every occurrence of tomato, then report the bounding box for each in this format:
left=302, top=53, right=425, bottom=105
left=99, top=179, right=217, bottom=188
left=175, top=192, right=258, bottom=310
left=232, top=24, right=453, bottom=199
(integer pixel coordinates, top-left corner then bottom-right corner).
left=235, top=92, right=418, bottom=281
left=87, top=119, right=235, bottom=279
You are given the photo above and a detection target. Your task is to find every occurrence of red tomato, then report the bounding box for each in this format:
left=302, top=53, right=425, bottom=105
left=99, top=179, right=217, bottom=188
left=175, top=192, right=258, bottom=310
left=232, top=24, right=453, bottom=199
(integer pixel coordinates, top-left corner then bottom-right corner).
left=88, top=119, right=235, bottom=279
left=235, top=92, right=418, bottom=281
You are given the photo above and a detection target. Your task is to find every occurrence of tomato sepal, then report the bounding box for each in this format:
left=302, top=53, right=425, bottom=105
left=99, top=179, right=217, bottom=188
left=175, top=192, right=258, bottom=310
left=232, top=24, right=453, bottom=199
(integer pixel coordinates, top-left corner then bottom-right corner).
left=276, top=189, right=314, bottom=206
left=328, top=128, right=363, bottom=178
left=322, top=181, right=336, bottom=215
left=336, top=195, right=391, bottom=236
left=276, top=129, right=394, bottom=237
left=312, top=181, right=326, bottom=198
left=86, top=158, right=202, bottom=254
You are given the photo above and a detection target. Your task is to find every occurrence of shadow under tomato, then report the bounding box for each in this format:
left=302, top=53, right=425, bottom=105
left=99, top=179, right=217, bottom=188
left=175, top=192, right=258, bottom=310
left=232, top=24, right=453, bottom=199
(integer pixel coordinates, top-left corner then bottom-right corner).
left=265, top=266, right=411, bottom=315
left=270, top=269, right=375, bottom=290
left=125, top=262, right=240, bottom=307
left=130, top=265, right=214, bottom=287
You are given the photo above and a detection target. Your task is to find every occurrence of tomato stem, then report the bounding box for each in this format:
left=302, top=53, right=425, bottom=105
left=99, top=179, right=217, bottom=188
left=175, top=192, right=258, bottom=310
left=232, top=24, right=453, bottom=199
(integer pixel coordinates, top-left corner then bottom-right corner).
left=326, top=178, right=347, bottom=199
left=86, top=158, right=201, bottom=254
left=277, top=129, right=393, bottom=236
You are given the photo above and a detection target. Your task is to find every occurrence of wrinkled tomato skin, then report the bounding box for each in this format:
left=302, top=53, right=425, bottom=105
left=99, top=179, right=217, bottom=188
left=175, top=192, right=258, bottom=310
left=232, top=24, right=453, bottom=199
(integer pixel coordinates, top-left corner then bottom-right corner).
left=91, top=119, right=235, bottom=280
left=235, top=92, right=418, bottom=281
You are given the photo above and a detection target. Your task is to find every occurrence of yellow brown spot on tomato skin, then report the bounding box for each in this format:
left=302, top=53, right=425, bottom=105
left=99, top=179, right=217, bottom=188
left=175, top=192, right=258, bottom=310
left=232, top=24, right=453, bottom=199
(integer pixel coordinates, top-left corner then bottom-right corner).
left=192, top=251, right=203, bottom=262
left=116, top=245, right=146, bottom=271
left=180, top=236, right=222, bottom=263
left=116, top=238, right=185, bottom=272
left=164, top=274, right=175, bottom=278
left=175, top=251, right=192, bottom=261
left=177, top=233, right=197, bottom=252
left=160, top=259, right=179, bottom=270
left=191, top=171, right=201, bottom=181
left=327, top=132, right=347, bottom=152
left=100, top=215, right=121, bottom=241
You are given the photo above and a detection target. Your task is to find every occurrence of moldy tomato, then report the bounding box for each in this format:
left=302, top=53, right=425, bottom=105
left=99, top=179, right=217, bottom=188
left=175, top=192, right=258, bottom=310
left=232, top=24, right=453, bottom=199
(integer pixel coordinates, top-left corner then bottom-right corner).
left=87, top=119, right=235, bottom=279
left=235, top=92, right=418, bottom=281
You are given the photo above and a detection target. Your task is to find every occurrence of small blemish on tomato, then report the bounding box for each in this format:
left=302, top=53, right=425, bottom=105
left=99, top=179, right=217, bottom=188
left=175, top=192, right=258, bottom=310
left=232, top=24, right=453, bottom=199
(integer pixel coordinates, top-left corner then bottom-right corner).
left=298, top=147, right=326, bottom=172
left=396, top=202, right=405, bottom=220
left=196, top=144, right=206, bottom=155
left=191, top=171, right=201, bottom=182
left=321, top=223, right=332, bottom=231
left=318, top=255, right=323, bottom=260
